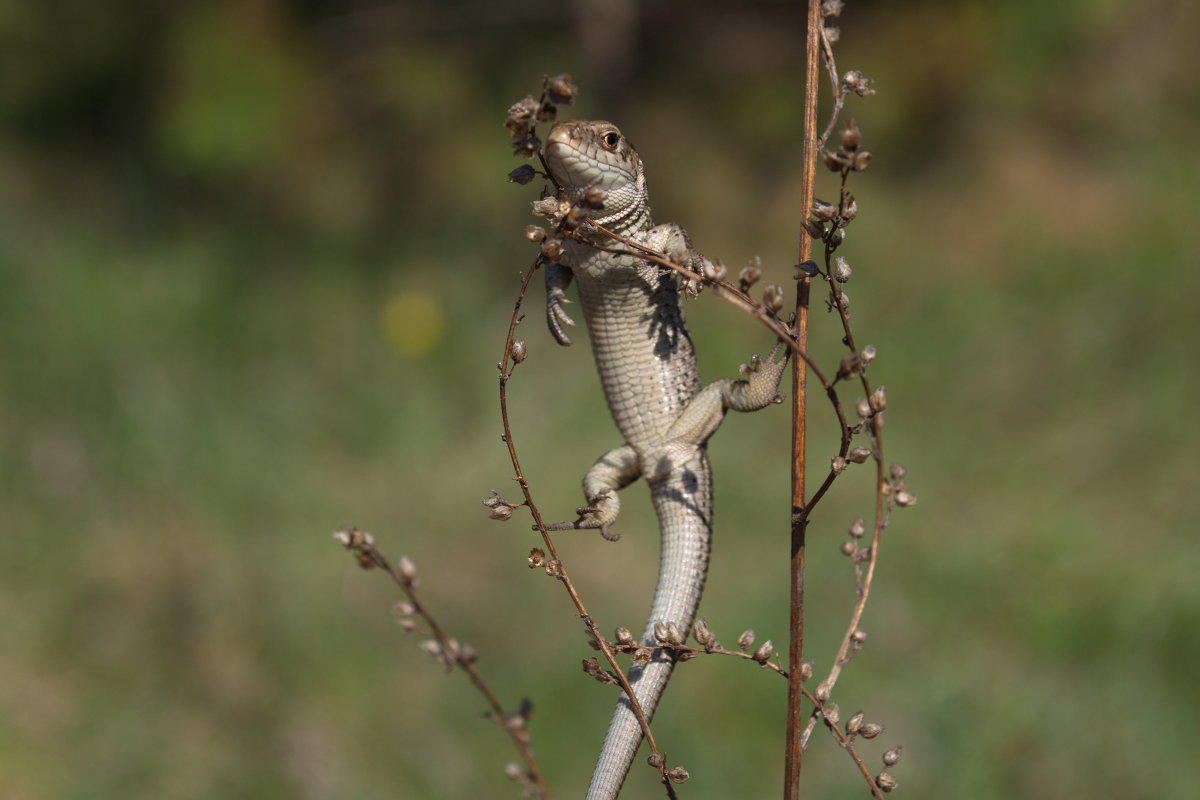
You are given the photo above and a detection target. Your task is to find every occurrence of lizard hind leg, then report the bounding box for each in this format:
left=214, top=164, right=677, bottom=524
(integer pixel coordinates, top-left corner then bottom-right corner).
left=541, top=444, right=640, bottom=541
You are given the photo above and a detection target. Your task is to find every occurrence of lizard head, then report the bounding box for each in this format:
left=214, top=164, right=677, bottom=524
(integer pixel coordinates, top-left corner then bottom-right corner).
left=545, top=120, right=647, bottom=222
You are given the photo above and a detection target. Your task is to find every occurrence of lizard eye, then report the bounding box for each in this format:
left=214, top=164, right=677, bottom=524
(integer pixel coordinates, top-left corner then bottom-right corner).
left=602, top=131, right=620, bottom=149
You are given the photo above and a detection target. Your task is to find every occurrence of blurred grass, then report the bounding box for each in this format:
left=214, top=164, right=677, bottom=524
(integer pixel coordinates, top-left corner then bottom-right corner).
left=1, top=0, right=1198, bottom=798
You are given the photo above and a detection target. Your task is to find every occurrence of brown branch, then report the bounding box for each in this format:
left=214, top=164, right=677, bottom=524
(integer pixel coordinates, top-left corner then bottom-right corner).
left=332, top=528, right=549, bottom=797
left=785, top=3, right=823, bottom=799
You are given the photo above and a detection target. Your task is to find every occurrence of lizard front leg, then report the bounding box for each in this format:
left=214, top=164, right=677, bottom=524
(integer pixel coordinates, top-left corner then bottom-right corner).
left=543, top=444, right=640, bottom=541
left=642, top=341, right=790, bottom=481
left=545, top=262, right=577, bottom=346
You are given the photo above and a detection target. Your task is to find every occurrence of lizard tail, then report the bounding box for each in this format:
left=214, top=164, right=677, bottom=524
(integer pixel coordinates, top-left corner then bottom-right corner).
left=585, top=450, right=713, bottom=800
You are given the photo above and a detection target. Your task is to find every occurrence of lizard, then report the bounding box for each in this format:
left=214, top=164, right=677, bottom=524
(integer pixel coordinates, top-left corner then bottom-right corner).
left=537, top=119, right=790, bottom=799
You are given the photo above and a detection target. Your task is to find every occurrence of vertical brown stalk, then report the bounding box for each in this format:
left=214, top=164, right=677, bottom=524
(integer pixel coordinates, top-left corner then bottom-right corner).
left=785, top=0, right=821, bottom=797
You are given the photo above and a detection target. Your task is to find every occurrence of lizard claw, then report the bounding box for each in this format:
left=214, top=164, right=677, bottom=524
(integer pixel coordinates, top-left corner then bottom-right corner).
left=539, top=489, right=621, bottom=541
left=547, top=294, right=576, bottom=346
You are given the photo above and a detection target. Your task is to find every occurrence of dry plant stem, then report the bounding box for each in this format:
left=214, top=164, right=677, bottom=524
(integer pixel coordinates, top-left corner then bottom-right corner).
left=815, top=24, right=844, bottom=149
left=343, top=538, right=549, bottom=797
left=786, top=2, right=822, bottom=798
left=498, top=260, right=678, bottom=799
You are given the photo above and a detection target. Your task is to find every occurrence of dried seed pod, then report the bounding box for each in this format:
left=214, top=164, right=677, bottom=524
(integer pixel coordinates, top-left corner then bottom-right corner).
left=738, top=258, right=763, bottom=291
left=752, top=640, right=774, bottom=664
left=859, top=722, right=885, bottom=739
left=890, top=463, right=907, bottom=481
left=853, top=151, right=873, bottom=171
left=488, top=504, right=514, bottom=521
left=647, top=753, right=665, bottom=769
left=547, top=73, right=576, bottom=104
left=843, top=71, right=877, bottom=97
left=508, top=164, right=537, bottom=185
left=839, top=119, right=862, bottom=151
left=632, top=647, right=653, bottom=664
left=509, top=340, right=527, bottom=363
left=615, top=627, right=635, bottom=646
left=539, top=239, right=563, bottom=261
left=693, top=619, right=714, bottom=647
left=799, top=661, right=813, bottom=681
left=875, top=771, right=897, bottom=792
left=840, top=541, right=855, bottom=556
left=851, top=629, right=867, bottom=643
left=811, top=198, right=837, bottom=221
left=823, top=703, right=840, bottom=725
left=883, top=746, right=902, bottom=767
left=523, top=224, right=546, bottom=242
left=702, top=258, right=727, bottom=282
left=654, top=621, right=670, bottom=645
left=738, top=629, right=756, bottom=652
left=831, top=455, right=847, bottom=475
left=531, top=197, right=558, bottom=217
left=504, top=763, right=524, bottom=781
left=856, top=398, right=872, bottom=419
left=841, top=196, right=859, bottom=222
left=762, top=284, right=785, bottom=314
left=583, top=184, right=606, bottom=210
left=814, top=679, right=832, bottom=701
left=394, top=601, right=415, bottom=617
left=666, top=766, right=690, bottom=784
left=832, top=256, right=852, bottom=283
left=894, top=490, right=917, bottom=507
left=870, top=386, right=887, bottom=411
left=666, top=622, right=685, bottom=647
left=397, top=555, right=417, bottom=583
left=846, top=711, right=864, bottom=734
left=527, top=548, right=546, bottom=569
left=848, top=446, right=872, bottom=464
left=849, top=517, right=866, bottom=538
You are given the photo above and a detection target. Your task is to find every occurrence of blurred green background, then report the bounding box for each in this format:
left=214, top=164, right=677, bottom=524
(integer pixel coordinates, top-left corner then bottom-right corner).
left=3, top=0, right=1197, bottom=797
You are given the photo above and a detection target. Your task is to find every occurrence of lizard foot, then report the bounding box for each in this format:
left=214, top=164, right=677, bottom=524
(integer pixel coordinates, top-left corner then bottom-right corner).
left=539, top=489, right=621, bottom=541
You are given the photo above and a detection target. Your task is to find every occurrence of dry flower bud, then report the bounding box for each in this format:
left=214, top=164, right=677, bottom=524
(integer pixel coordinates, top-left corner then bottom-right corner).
left=856, top=398, right=872, bottom=419
left=804, top=217, right=827, bottom=239
left=861, top=344, right=877, bottom=364
left=507, top=95, right=540, bottom=121
left=647, top=753, right=665, bottom=769
left=666, top=766, right=690, bottom=784
left=848, top=446, right=872, bottom=464
left=844, top=71, right=877, bottom=97
left=583, top=184, right=606, bottom=210
left=875, top=771, right=897, bottom=792
left=654, top=621, right=670, bottom=645
left=531, top=197, right=558, bottom=217
left=397, top=555, right=417, bottom=583
left=833, top=256, right=852, bottom=282
left=849, top=517, right=866, bottom=538
left=859, top=722, right=885, bottom=739
left=839, top=119, right=862, bottom=151
left=510, top=340, right=527, bottom=363
left=853, top=151, right=873, bottom=171
left=890, top=463, right=907, bottom=481
left=547, top=73, right=576, bottom=104
left=811, top=198, right=837, bottom=221
left=632, top=647, right=652, bottom=664
left=738, top=629, right=756, bottom=652
left=883, top=747, right=902, bottom=766
left=527, top=548, right=546, bottom=569
left=823, top=702, right=841, bottom=725
left=738, top=258, right=762, bottom=291
left=666, top=622, right=685, bottom=647
left=851, top=629, right=867, bottom=643
left=799, top=661, right=813, bottom=681
left=488, top=504, right=513, bottom=521
left=508, top=164, right=537, bottom=185
left=615, top=627, right=635, bottom=646
left=842, top=196, right=859, bottom=222
left=814, top=679, right=832, bottom=701
left=540, top=239, right=563, bottom=261
left=693, top=619, right=714, bottom=647
left=752, top=640, right=774, bottom=663
left=870, top=386, right=887, bottom=411
left=894, top=490, right=917, bottom=507
left=840, top=541, right=855, bottom=556
left=846, top=711, right=864, bottom=734
left=831, top=455, right=847, bottom=474
left=523, top=224, right=546, bottom=242
left=762, top=284, right=785, bottom=314
left=543, top=559, right=562, bottom=578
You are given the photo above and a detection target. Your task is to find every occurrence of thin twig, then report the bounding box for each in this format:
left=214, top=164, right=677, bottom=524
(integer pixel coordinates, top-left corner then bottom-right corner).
left=333, top=529, right=549, bottom=797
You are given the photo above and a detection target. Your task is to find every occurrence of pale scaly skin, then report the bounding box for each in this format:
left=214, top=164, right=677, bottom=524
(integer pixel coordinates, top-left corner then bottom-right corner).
left=540, top=120, right=789, bottom=799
